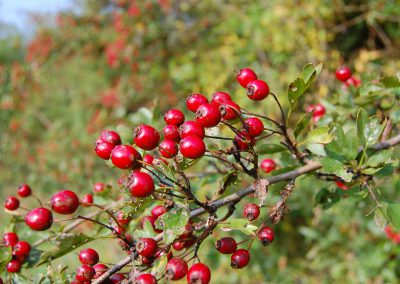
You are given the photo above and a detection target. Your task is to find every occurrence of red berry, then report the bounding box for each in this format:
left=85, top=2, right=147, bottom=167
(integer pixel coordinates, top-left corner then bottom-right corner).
left=260, top=158, right=276, bottom=173
left=172, top=240, right=186, bottom=251
left=179, top=121, right=205, bottom=139
left=50, top=190, right=80, bottom=214
left=165, top=257, right=188, bottom=280
left=95, top=140, right=115, bottom=160
left=234, top=132, right=255, bottom=150
left=76, top=264, right=95, bottom=282
left=4, top=196, right=19, bottom=211
left=109, top=273, right=126, bottom=283
left=336, top=180, right=350, bottom=190
left=93, top=182, right=107, bottom=194
left=151, top=205, right=167, bottom=218
left=244, top=117, right=264, bottom=137
left=116, top=211, right=130, bottom=226
left=220, top=101, right=240, bottom=120
left=243, top=203, right=260, bottom=221
left=17, top=184, right=31, bottom=197
left=231, top=249, right=250, bottom=269
left=129, top=172, right=155, bottom=198
left=211, top=91, right=232, bottom=105
left=80, top=194, right=94, bottom=207
left=111, top=145, right=141, bottom=169
left=187, top=263, right=211, bottom=284
left=186, top=94, right=208, bottom=112
left=335, top=66, right=352, bottom=82
left=6, top=259, right=21, bottom=273
left=158, top=139, right=179, bottom=158
left=180, top=136, right=206, bottom=159
left=164, top=109, right=185, bottom=126
left=93, top=263, right=108, bottom=279
left=136, top=238, right=158, bottom=258
left=3, top=232, right=19, bottom=247
left=246, top=79, right=270, bottom=101
left=25, top=207, right=53, bottom=231
left=345, top=76, right=361, bottom=88
left=258, top=226, right=274, bottom=246
left=313, top=104, right=326, bottom=117
left=236, top=68, right=258, bottom=88
left=143, top=154, right=154, bottom=165
left=99, top=130, right=121, bottom=145
left=215, top=237, right=237, bottom=254
left=135, top=273, right=157, bottom=284
left=133, top=125, right=160, bottom=151
left=79, top=248, right=99, bottom=265
left=196, top=103, right=221, bottom=128
left=13, top=241, right=31, bottom=257
left=163, top=125, right=181, bottom=142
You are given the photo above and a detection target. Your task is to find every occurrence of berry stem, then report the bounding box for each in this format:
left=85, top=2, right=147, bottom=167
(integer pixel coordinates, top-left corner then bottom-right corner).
left=204, top=135, right=233, bottom=141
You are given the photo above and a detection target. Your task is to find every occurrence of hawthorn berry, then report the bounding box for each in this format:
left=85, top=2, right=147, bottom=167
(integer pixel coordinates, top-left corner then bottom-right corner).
left=179, top=121, right=205, bottom=139
left=172, top=240, right=186, bottom=251
left=163, top=124, right=181, bottom=141
left=236, top=68, right=258, bottom=88
left=95, top=140, right=115, bottom=160
left=135, top=273, right=157, bottom=284
left=234, top=132, right=255, bottom=150
left=76, top=264, right=95, bottom=282
left=50, top=190, right=80, bottom=214
left=158, top=139, right=179, bottom=158
left=133, top=125, right=160, bottom=150
left=186, top=94, right=208, bottom=112
left=136, top=238, right=158, bottom=258
left=345, top=76, right=361, bottom=88
left=307, top=103, right=326, bottom=121
left=79, top=248, right=99, bottom=265
left=220, top=101, right=240, bottom=120
left=260, top=158, right=276, bottom=173
left=243, top=203, right=260, bottom=221
left=93, top=182, right=107, bottom=194
left=212, top=91, right=232, bottom=105
left=25, top=207, right=53, bottom=231
left=3, top=232, right=19, bottom=247
left=336, top=180, right=350, bottom=190
left=164, top=109, right=185, bottom=126
left=80, top=194, right=94, bottom=206
left=93, top=263, right=108, bottom=279
left=17, top=184, right=32, bottom=197
left=335, top=66, right=352, bottom=82
left=13, top=241, right=31, bottom=257
left=99, top=130, right=121, bottom=146
left=4, top=196, right=19, bottom=211
left=196, top=103, right=221, bottom=128
left=129, top=172, right=155, bottom=198
left=258, top=226, right=275, bottom=246
left=143, top=154, right=154, bottom=165
left=231, top=249, right=250, bottom=269
left=151, top=205, right=167, bottom=218
left=246, top=79, right=270, bottom=101
left=244, top=117, right=264, bottom=137
left=6, top=259, right=21, bottom=273
left=180, top=136, right=206, bottom=159
left=109, top=273, right=126, bottom=283
left=111, top=144, right=141, bottom=169
left=215, top=237, right=237, bottom=254
left=187, top=263, right=211, bottom=284
left=165, top=257, right=188, bottom=280
left=116, top=211, right=130, bottom=226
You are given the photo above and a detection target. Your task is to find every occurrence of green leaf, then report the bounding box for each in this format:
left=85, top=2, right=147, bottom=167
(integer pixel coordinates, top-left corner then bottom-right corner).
left=218, top=219, right=258, bottom=236
left=220, top=171, right=239, bottom=193
left=120, top=197, right=153, bottom=219
left=303, top=126, right=334, bottom=145
left=156, top=207, right=190, bottom=244
left=0, top=246, right=12, bottom=274
left=255, top=143, right=287, bottom=155
left=325, top=127, right=359, bottom=162
left=294, top=112, right=312, bottom=138
left=380, top=75, right=400, bottom=88
left=136, top=219, right=158, bottom=239
left=356, top=108, right=387, bottom=147
left=387, top=203, right=400, bottom=231
left=365, top=149, right=394, bottom=167
left=314, top=188, right=340, bottom=210
left=320, top=157, right=353, bottom=182
left=374, top=204, right=388, bottom=230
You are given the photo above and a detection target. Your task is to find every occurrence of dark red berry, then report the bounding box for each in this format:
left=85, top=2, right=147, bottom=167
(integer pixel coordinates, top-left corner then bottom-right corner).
left=13, top=241, right=31, bottom=257
left=243, top=203, right=260, bottom=221
left=336, top=180, right=350, bottom=190
left=335, top=66, right=352, bottom=82
left=143, top=154, right=154, bottom=165
left=50, top=190, right=80, bottom=214
left=258, top=226, right=274, bottom=246
left=111, top=145, right=141, bottom=169
left=180, top=136, right=206, bottom=159
left=246, top=79, right=270, bottom=101
left=187, top=263, right=211, bottom=284
left=135, top=273, right=157, bottom=284
left=215, top=237, right=237, bottom=254
left=93, top=263, right=108, bottom=279
left=17, top=184, right=32, bottom=197
left=231, top=249, right=250, bottom=269
left=260, top=158, right=276, bottom=173
left=163, top=125, right=181, bottom=142
left=133, top=125, right=160, bottom=151
left=233, top=132, right=255, bottom=150
left=80, top=194, right=94, bottom=207
left=25, top=207, right=53, bottom=231
left=129, top=172, right=155, bottom=198
left=116, top=211, right=130, bottom=226
left=4, top=196, right=19, bottom=211
left=136, top=238, right=158, bottom=258
left=172, top=240, right=186, bottom=251
left=95, top=140, right=115, bottom=160
left=76, top=264, right=95, bottom=282
left=244, top=117, right=264, bottom=137
left=236, top=68, right=258, bottom=88
left=99, top=130, right=121, bottom=145
left=186, top=94, right=208, bottom=112
left=109, top=273, right=126, bottom=283
left=164, top=109, right=185, bottom=126
left=158, top=139, right=179, bottom=158
left=196, top=103, right=221, bottom=128
left=6, top=259, right=21, bottom=273
left=151, top=205, right=167, bottom=218
left=79, top=248, right=99, bottom=265
left=93, top=182, right=107, bottom=194
left=220, top=101, right=240, bottom=120
left=3, top=232, right=19, bottom=247
left=179, top=121, right=205, bottom=139
left=212, top=91, right=232, bottom=105
left=165, top=257, right=188, bottom=280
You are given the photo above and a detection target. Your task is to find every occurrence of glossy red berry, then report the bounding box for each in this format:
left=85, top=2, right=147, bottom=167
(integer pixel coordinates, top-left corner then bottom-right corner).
left=163, top=125, right=181, bottom=141
left=158, top=139, right=179, bottom=158
left=80, top=194, right=94, bottom=207
left=258, top=226, right=274, bottom=246
left=111, top=145, right=141, bottom=169
left=25, top=207, right=53, bottom=231
left=151, top=205, right=167, bottom=218
left=211, top=91, right=232, bottom=105
left=6, top=259, right=21, bottom=273
left=135, top=273, right=157, bottom=284
left=260, top=158, right=276, bottom=173
left=231, top=249, right=250, bottom=269
left=129, top=172, right=155, bottom=198
left=180, top=136, right=206, bottom=159
left=79, top=248, right=99, bottom=265
left=215, top=237, right=237, bottom=254
left=134, top=125, right=160, bottom=151
left=13, top=241, right=31, bottom=257
left=186, top=94, right=208, bottom=112
left=179, top=121, right=205, bottom=139
left=109, top=273, right=126, bottom=283
left=172, top=240, right=186, bottom=251
left=335, top=66, right=352, bottom=82
left=17, top=184, right=32, bottom=197
left=3, top=232, right=19, bottom=247
left=99, top=130, right=121, bottom=145
left=4, top=196, right=19, bottom=211
left=116, top=211, right=130, bottom=226
left=143, top=154, right=154, bottom=165
left=243, top=203, right=260, bottom=221
left=220, top=101, right=240, bottom=120
left=95, top=140, right=115, bottom=160
left=246, top=79, right=270, bottom=101
left=50, top=190, right=80, bottom=214
left=336, top=180, right=350, bottom=190
left=165, top=257, right=188, bottom=280
left=313, top=104, right=326, bottom=117
left=164, top=109, right=185, bottom=126
left=93, top=182, right=107, bottom=194
left=187, top=263, right=211, bottom=284
left=76, top=264, right=95, bottom=282
left=136, top=238, right=158, bottom=258
left=196, top=103, right=221, bottom=128
left=244, top=117, right=264, bottom=137
left=236, top=68, right=258, bottom=88
left=93, top=263, right=108, bottom=279
left=234, top=132, right=255, bottom=150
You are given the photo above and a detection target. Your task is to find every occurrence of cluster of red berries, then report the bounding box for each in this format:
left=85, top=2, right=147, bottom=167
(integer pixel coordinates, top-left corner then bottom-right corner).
left=335, top=66, right=361, bottom=88
left=4, top=184, right=32, bottom=211
left=2, top=232, right=31, bottom=273
left=384, top=226, right=400, bottom=244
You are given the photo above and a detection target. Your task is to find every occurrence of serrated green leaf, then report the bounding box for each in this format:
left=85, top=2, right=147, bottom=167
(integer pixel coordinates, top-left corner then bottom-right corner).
left=218, top=219, right=258, bottom=236
left=294, top=112, right=312, bottom=138
left=320, top=157, right=353, bottom=182
left=0, top=246, right=12, bottom=274
left=256, top=143, right=287, bottom=155
left=387, top=203, right=400, bottom=231
left=288, top=78, right=306, bottom=106
left=136, top=219, right=158, bottom=239
left=304, top=126, right=334, bottom=145
left=356, top=108, right=387, bottom=147
left=156, top=207, right=189, bottom=244
left=365, top=149, right=393, bottom=167
left=326, top=127, right=359, bottom=162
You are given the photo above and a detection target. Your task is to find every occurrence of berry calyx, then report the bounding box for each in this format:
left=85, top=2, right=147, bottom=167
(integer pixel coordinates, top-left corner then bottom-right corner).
left=3, top=232, right=19, bottom=247
left=246, top=79, right=270, bottom=101
left=25, top=207, right=53, bottom=231
left=215, top=237, right=237, bottom=254
left=243, top=203, right=260, bottom=221
left=220, top=101, right=240, bottom=120
left=129, top=172, right=155, bottom=198
left=76, top=264, right=95, bottom=282
left=133, top=125, right=160, bottom=151
left=244, top=117, right=264, bottom=137
left=6, top=259, right=21, bottom=273
left=163, top=124, right=181, bottom=141
left=187, top=263, right=211, bottom=284
left=95, top=140, right=115, bottom=160
left=136, top=238, right=158, bottom=258
left=151, top=205, right=167, bottom=218
left=335, top=66, right=352, bottom=82
left=158, top=139, right=179, bottom=158
left=196, top=103, right=221, bottom=128
left=231, top=249, right=250, bottom=269
left=17, top=184, right=32, bottom=197
left=258, top=225, right=275, bottom=246
left=79, top=248, right=99, bottom=265
left=135, top=273, right=157, bottom=284
left=80, top=194, right=94, bottom=207
left=179, top=121, right=205, bottom=139
left=99, top=130, right=121, bottom=146
left=236, top=68, right=258, bottom=88
left=164, top=109, right=185, bottom=126
left=180, top=136, right=206, bottom=159
left=4, top=196, right=19, bottom=211
left=186, top=94, right=208, bottom=112
left=260, top=158, right=276, bottom=173
left=13, top=241, right=31, bottom=257
left=50, top=190, right=80, bottom=215
left=165, top=257, right=188, bottom=280
left=110, top=144, right=141, bottom=169
left=211, top=91, right=232, bottom=105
